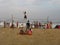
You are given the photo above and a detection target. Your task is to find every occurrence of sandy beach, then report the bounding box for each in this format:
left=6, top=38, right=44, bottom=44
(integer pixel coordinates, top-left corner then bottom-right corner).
left=0, top=28, right=60, bottom=45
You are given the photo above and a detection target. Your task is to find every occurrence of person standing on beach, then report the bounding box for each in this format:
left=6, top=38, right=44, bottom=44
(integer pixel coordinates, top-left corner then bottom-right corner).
left=26, top=20, right=30, bottom=31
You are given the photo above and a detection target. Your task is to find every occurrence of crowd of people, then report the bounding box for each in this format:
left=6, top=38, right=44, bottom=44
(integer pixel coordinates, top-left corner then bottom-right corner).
left=31, top=21, right=52, bottom=29
left=2, top=11, right=60, bottom=35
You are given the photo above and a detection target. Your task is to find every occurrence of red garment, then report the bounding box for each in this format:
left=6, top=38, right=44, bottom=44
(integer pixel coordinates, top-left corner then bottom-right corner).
left=58, top=26, right=60, bottom=29
left=28, top=30, right=32, bottom=35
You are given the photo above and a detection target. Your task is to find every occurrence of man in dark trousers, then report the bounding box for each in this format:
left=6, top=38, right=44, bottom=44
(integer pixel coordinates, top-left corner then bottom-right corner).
left=26, top=20, right=30, bottom=31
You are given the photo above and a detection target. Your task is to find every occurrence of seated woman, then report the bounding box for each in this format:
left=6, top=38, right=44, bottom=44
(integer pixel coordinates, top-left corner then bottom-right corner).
left=27, top=28, right=32, bottom=35
left=19, top=27, right=24, bottom=35
left=20, top=30, right=24, bottom=34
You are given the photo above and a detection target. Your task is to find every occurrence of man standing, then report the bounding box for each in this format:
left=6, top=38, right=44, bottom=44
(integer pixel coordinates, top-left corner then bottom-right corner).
left=26, top=20, right=30, bottom=31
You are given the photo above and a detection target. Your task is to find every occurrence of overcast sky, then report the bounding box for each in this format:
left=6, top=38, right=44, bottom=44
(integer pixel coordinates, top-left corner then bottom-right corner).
left=0, top=0, right=60, bottom=22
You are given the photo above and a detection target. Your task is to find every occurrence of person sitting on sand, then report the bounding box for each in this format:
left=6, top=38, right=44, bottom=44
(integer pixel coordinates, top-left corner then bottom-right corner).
left=19, top=27, right=24, bottom=35
left=27, top=28, right=32, bottom=35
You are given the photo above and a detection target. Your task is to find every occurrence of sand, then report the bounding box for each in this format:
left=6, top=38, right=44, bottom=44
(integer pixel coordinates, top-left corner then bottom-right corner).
left=0, top=28, right=60, bottom=45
